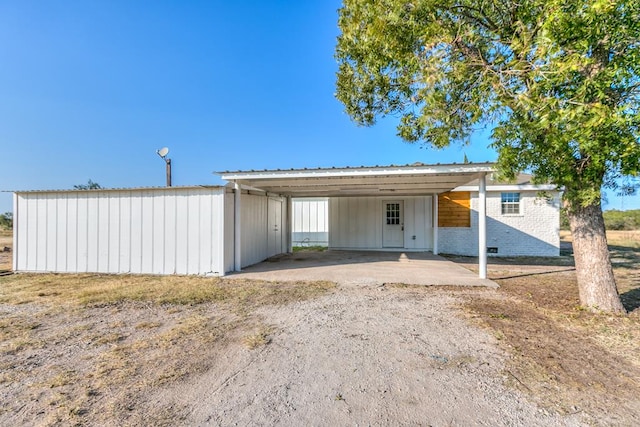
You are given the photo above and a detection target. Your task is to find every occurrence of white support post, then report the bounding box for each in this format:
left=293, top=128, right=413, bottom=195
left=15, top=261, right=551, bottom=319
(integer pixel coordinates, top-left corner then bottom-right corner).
left=432, top=193, right=439, bottom=255
left=12, top=193, right=18, bottom=271
left=286, top=196, right=293, bottom=253
left=234, top=182, right=242, bottom=272
left=478, top=173, right=487, bottom=279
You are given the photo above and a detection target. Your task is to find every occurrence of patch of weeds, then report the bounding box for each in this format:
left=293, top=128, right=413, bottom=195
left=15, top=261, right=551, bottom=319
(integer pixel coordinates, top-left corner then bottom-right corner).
left=293, top=246, right=327, bottom=252
left=334, top=393, right=344, bottom=401
left=243, top=325, right=274, bottom=349
left=158, top=314, right=214, bottom=348
left=46, top=369, right=77, bottom=388
left=0, top=316, right=44, bottom=354
left=135, top=321, right=163, bottom=330
left=93, top=333, right=127, bottom=346
left=489, top=313, right=509, bottom=319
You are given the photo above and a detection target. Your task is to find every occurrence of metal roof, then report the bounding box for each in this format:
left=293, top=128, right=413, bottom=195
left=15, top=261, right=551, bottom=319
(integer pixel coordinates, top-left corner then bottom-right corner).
left=10, top=185, right=224, bottom=194
left=218, top=161, right=494, bottom=174
left=218, top=162, right=497, bottom=197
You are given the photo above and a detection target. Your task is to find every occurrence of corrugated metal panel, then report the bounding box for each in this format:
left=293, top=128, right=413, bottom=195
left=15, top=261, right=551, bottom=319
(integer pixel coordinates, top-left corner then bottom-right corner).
left=329, top=196, right=433, bottom=250
left=224, top=193, right=235, bottom=274
left=14, top=187, right=226, bottom=275
left=292, top=198, right=328, bottom=246
left=218, top=161, right=495, bottom=174
left=12, top=185, right=224, bottom=194
left=240, top=193, right=269, bottom=267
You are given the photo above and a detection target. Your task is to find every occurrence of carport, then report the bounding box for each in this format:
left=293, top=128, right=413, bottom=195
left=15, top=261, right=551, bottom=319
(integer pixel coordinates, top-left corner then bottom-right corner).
left=229, top=250, right=498, bottom=287
left=219, top=162, right=495, bottom=279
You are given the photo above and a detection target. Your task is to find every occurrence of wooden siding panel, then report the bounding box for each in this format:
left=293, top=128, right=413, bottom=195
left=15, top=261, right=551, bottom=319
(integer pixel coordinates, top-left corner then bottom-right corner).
left=438, top=192, right=470, bottom=227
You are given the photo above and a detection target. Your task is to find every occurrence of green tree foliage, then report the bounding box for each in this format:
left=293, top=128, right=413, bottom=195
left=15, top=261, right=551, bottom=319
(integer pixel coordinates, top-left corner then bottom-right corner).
left=73, top=180, right=102, bottom=190
left=604, top=209, right=640, bottom=230
left=0, top=212, right=12, bottom=229
left=336, top=0, right=640, bottom=313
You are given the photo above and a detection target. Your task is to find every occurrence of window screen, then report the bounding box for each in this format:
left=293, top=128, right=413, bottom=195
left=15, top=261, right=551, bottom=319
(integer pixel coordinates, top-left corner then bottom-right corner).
left=501, top=192, right=520, bottom=214
left=386, top=203, right=400, bottom=225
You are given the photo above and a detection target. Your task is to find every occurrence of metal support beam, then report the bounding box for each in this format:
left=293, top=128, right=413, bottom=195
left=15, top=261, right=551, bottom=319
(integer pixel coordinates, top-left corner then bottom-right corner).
left=12, top=193, right=18, bottom=271
left=234, top=182, right=242, bottom=272
left=432, top=193, right=439, bottom=255
left=478, top=173, right=487, bottom=279
left=286, top=196, right=293, bottom=253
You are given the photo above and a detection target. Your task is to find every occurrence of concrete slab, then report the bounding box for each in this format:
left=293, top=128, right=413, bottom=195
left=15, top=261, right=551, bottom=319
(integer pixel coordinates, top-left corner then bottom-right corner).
left=228, top=250, right=498, bottom=288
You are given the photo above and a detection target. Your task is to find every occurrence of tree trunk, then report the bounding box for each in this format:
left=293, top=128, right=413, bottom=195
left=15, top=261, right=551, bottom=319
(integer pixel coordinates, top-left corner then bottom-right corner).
left=567, top=202, right=626, bottom=314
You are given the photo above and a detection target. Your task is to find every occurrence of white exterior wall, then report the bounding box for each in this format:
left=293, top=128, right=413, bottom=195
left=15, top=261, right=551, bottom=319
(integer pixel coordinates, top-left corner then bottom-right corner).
left=292, top=198, right=328, bottom=246
left=222, top=192, right=287, bottom=269
left=240, top=193, right=269, bottom=268
left=14, top=187, right=227, bottom=275
left=438, top=190, right=560, bottom=256
left=328, top=196, right=433, bottom=250
left=223, top=192, right=236, bottom=274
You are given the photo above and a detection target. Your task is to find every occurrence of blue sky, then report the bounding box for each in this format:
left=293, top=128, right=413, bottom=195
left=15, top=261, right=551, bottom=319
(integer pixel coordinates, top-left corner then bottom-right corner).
left=0, top=1, right=637, bottom=213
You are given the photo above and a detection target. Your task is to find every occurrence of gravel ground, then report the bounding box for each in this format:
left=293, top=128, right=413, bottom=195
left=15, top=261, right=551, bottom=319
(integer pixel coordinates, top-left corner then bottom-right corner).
left=147, top=283, right=586, bottom=426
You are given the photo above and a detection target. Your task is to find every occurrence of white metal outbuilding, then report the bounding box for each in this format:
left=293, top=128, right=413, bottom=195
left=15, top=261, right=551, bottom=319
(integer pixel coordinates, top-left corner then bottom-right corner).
left=12, top=186, right=287, bottom=276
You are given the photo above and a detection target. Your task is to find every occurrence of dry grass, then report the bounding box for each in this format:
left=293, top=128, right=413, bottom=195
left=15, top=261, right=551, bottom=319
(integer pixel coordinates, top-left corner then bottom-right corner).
left=243, top=324, right=274, bottom=349
left=458, top=232, right=640, bottom=420
left=0, top=274, right=334, bottom=308
left=0, top=273, right=335, bottom=426
left=561, top=229, right=640, bottom=249
left=0, top=230, right=11, bottom=271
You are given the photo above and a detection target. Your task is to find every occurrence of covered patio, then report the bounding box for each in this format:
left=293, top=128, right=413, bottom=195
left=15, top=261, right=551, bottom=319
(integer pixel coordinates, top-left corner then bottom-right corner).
left=219, top=162, right=495, bottom=280
left=229, top=250, right=498, bottom=287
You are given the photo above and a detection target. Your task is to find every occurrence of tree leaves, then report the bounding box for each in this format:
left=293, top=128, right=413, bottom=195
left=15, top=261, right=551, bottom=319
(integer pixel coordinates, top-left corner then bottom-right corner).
left=335, top=0, right=640, bottom=207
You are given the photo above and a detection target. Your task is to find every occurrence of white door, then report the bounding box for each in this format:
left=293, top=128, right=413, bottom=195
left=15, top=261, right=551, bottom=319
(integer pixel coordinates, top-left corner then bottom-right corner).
left=383, top=201, right=404, bottom=248
left=268, top=198, right=283, bottom=256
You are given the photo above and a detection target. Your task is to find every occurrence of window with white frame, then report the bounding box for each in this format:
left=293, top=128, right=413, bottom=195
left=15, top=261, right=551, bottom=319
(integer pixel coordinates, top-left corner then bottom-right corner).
left=501, top=192, right=520, bottom=214
left=386, top=203, right=400, bottom=224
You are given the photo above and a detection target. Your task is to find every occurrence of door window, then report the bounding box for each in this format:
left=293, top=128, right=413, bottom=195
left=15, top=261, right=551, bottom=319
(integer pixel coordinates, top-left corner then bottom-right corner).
left=386, top=203, right=400, bottom=225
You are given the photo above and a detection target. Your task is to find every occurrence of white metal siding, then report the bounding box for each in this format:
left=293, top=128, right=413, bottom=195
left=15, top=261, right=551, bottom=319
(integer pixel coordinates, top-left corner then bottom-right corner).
left=224, top=192, right=235, bottom=274
left=223, top=192, right=286, bottom=271
left=328, top=196, right=433, bottom=250
left=292, top=198, right=328, bottom=246
left=240, top=193, right=269, bottom=268
left=14, top=187, right=227, bottom=275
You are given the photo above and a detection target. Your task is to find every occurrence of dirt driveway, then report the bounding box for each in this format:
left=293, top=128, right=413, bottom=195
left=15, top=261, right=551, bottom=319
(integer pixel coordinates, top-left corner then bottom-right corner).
left=145, top=283, right=583, bottom=426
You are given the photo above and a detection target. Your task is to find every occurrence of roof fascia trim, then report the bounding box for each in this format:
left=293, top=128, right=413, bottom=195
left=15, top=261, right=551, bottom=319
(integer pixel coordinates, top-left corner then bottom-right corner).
left=453, top=184, right=558, bottom=192
left=220, top=164, right=495, bottom=181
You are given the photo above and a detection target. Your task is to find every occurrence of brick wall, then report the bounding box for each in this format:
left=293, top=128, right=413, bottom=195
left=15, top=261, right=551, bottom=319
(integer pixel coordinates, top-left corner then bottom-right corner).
left=438, top=191, right=560, bottom=256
